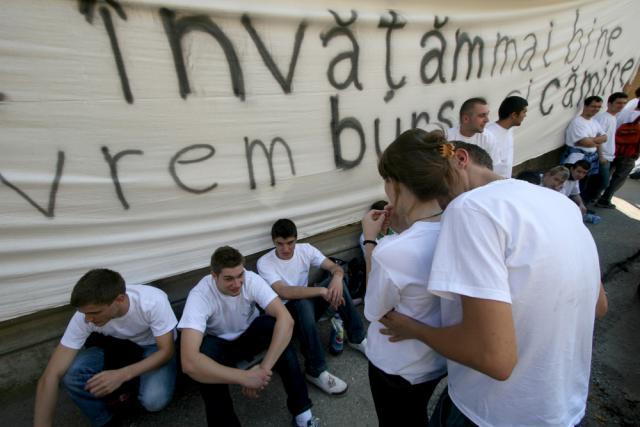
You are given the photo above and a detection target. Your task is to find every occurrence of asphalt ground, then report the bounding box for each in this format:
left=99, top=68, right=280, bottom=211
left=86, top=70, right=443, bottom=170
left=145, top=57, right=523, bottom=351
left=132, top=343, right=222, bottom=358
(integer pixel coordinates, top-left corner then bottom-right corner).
left=2, top=177, right=639, bottom=426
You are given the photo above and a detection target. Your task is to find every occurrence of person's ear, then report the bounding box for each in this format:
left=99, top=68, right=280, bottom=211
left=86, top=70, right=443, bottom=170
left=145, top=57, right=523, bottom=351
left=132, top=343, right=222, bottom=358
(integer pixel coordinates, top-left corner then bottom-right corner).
left=454, top=148, right=469, bottom=168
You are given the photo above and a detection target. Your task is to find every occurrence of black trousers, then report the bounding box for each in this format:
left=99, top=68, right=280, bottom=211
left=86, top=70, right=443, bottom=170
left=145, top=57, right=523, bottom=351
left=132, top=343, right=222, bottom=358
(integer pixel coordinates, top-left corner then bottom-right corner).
left=368, top=361, right=444, bottom=427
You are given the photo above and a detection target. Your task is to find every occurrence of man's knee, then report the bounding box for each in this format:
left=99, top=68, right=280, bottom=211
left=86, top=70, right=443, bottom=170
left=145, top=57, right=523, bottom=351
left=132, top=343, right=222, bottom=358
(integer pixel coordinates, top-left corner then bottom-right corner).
left=139, top=386, right=172, bottom=412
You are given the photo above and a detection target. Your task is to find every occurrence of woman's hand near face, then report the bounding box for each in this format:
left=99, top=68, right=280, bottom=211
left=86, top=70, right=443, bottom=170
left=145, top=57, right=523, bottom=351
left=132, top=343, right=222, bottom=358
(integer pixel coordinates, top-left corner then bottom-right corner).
left=362, top=209, right=387, bottom=240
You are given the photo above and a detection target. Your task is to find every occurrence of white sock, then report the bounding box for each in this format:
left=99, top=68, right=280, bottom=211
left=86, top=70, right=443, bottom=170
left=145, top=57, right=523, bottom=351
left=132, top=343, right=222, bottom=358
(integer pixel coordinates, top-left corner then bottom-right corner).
left=295, top=409, right=312, bottom=426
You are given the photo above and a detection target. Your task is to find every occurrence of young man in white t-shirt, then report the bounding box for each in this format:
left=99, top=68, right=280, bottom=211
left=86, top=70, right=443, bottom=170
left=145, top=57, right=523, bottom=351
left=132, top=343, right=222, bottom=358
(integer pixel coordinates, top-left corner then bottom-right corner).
left=179, top=246, right=317, bottom=427
left=257, top=219, right=366, bottom=395
left=379, top=142, right=608, bottom=426
left=561, top=160, right=591, bottom=215
left=445, top=97, right=500, bottom=166
left=34, top=269, right=177, bottom=427
left=485, top=96, right=528, bottom=178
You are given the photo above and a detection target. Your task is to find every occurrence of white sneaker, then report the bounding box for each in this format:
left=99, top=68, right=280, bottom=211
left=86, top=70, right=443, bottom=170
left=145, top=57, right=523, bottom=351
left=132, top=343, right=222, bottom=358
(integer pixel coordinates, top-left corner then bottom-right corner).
left=348, top=337, right=367, bottom=356
left=305, top=371, right=348, bottom=395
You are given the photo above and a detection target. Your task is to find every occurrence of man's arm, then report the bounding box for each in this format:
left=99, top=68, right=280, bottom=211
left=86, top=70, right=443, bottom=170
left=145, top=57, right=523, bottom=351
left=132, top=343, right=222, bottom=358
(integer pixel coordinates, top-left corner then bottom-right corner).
left=34, top=344, right=79, bottom=427
left=574, top=135, right=607, bottom=148
left=380, top=296, right=517, bottom=381
left=259, top=298, right=294, bottom=371
left=84, top=331, right=175, bottom=397
left=569, top=194, right=587, bottom=215
left=320, top=258, right=345, bottom=308
left=596, top=282, right=608, bottom=319
left=271, top=280, right=328, bottom=301
left=180, top=328, right=270, bottom=388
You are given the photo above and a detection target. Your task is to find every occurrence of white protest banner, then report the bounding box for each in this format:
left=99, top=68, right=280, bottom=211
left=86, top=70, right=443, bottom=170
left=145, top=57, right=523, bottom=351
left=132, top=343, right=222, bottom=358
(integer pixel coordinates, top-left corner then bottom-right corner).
left=1, top=0, right=638, bottom=320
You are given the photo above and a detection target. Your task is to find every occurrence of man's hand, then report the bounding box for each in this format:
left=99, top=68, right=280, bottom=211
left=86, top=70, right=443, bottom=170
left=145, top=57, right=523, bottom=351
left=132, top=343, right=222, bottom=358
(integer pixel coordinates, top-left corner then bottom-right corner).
left=326, top=277, right=345, bottom=309
left=241, top=386, right=261, bottom=399
left=379, top=310, right=423, bottom=342
left=240, top=365, right=271, bottom=390
left=85, top=369, right=128, bottom=397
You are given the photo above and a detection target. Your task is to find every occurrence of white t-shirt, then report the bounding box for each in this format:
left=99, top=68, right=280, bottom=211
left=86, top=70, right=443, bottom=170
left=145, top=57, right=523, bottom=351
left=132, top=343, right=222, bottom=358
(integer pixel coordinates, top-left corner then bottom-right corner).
left=561, top=179, right=580, bottom=197
left=364, top=221, right=446, bottom=384
left=61, top=285, right=177, bottom=349
left=178, top=271, right=277, bottom=341
left=429, top=179, right=600, bottom=427
left=622, top=97, right=638, bottom=111
left=616, top=108, right=640, bottom=128
left=593, top=111, right=617, bottom=161
left=564, top=115, right=604, bottom=153
left=257, top=243, right=326, bottom=289
left=446, top=126, right=500, bottom=168
left=485, top=122, right=514, bottom=178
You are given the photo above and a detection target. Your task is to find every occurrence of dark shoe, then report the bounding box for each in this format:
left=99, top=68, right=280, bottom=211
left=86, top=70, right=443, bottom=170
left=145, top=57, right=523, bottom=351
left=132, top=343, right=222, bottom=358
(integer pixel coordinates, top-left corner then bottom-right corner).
left=629, top=170, right=640, bottom=179
left=596, top=201, right=616, bottom=209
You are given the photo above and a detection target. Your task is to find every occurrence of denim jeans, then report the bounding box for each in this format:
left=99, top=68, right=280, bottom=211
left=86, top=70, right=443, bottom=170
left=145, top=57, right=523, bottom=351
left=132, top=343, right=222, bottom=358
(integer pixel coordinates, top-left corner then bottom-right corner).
left=428, top=388, right=477, bottom=427
left=61, top=343, right=177, bottom=426
left=198, top=315, right=312, bottom=427
left=599, top=156, right=637, bottom=203
left=286, top=276, right=366, bottom=377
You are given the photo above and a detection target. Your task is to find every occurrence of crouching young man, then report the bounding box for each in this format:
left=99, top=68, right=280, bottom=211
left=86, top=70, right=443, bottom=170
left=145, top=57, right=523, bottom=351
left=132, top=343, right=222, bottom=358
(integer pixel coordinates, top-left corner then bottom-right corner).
left=34, top=269, right=178, bottom=427
left=179, top=246, right=318, bottom=427
left=257, top=219, right=367, bottom=395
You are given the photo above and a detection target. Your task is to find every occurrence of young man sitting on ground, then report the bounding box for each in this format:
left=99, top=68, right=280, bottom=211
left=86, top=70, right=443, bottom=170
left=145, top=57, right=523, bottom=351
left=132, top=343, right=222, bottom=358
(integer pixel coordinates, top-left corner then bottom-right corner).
left=561, top=160, right=591, bottom=215
left=34, top=269, right=177, bottom=427
left=179, top=246, right=318, bottom=427
left=257, top=219, right=367, bottom=395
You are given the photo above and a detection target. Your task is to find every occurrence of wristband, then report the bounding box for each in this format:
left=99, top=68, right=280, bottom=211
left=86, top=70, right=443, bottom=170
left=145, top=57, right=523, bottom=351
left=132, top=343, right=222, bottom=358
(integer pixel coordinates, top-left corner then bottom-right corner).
left=363, top=239, right=378, bottom=246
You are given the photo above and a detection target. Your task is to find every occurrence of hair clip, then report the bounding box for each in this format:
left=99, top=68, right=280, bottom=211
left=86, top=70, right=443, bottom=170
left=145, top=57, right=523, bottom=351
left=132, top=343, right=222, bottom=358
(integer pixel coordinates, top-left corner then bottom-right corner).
left=438, top=142, right=455, bottom=158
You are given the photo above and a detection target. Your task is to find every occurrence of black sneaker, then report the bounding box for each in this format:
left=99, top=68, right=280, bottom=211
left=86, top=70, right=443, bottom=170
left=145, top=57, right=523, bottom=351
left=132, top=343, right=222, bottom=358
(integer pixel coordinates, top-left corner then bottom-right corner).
left=596, top=201, right=616, bottom=209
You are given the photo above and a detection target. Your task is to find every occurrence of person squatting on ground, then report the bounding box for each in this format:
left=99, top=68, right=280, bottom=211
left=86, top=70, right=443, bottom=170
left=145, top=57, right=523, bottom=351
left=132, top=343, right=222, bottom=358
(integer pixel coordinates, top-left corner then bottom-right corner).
left=379, top=135, right=608, bottom=426
left=34, top=269, right=177, bottom=427
left=541, top=165, right=570, bottom=192
left=361, top=129, right=450, bottom=426
left=257, top=219, right=367, bottom=395
left=179, top=246, right=318, bottom=427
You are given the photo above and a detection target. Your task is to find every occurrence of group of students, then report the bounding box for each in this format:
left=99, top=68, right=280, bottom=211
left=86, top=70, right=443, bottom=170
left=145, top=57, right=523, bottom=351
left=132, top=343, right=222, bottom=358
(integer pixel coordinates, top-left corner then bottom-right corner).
left=34, top=92, right=619, bottom=427
left=530, top=89, right=640, bottom=223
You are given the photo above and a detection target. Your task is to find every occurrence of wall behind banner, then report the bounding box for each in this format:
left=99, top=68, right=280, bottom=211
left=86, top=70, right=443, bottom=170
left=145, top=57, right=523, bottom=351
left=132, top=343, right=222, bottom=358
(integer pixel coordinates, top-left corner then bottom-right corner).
left=1, top=0, right=638, bottom=321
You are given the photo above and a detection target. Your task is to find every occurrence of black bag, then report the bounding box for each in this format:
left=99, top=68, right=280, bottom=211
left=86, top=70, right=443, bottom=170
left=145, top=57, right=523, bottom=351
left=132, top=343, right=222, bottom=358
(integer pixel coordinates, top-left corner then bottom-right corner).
left=329, top=256, right=366, bottom=300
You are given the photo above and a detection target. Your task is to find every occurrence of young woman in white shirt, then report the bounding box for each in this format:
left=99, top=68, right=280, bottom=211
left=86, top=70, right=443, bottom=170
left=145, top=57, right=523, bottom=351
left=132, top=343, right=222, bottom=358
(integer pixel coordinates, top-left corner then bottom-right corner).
left=361, top=129, right=455, bottom=426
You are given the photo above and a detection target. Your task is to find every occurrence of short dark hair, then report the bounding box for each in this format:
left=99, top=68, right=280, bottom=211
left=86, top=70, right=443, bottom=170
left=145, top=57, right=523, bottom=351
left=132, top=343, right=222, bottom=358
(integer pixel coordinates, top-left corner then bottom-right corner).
left=271, top=218, right=297, bottom=240
left=635, top=87, right=640, bottom=98
left=70, top=269, right=125, bottom=308
left=607, top=92, right=628, bottom=104
left=370, top=200, right=388, bottom=211
left=571, top=159, right=591, bottom=171
left=584, top=95, right=603, bottom=106
left=498, top=96, right=528, bottom=120
left=378, top=129, right=460, bottom=202
left=515, top=170, right=541, bottom=185
left=210, top=246, right=244, bottom=275
left=459, top=97, right=488, bottom=119
left=452, top=141, right=494, bottom=170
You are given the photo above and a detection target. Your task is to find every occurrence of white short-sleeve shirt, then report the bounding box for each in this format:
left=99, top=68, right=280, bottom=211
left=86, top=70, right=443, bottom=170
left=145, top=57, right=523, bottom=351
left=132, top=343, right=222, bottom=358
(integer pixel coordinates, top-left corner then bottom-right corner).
left=446, top=126, right=500, bottom=168
left=257, top=243, right=326, bottom=289
left=593, top=111, right=618, bottom=161
left=485, top=122, right=514, bottom=178
left=364, top=221, right=446, bottom=384
left=429, top=179, right=600, bottom=427
left=561, top=178, right=581, bottom=197
left=564, top=115, right=605, bottom=153
left=60, top=285, right=177, bottom=349
left=178, top=271, right=277, bottom=341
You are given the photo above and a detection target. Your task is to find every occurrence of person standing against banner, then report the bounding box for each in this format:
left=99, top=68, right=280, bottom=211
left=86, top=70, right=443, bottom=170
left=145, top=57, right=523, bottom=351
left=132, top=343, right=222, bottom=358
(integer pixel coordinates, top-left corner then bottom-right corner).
left=378, top=140, right=607, bottom=426
left=361, top=129, right=448, bottom=426
left=445, top=97, right=500, bottom=167
left=34, top=269, right=177, bottom=427
left=592, top=92, right=629, bottom=206
left=562, top=96, right=608, bottom=204
left=485, top=96, right=528, bottom=178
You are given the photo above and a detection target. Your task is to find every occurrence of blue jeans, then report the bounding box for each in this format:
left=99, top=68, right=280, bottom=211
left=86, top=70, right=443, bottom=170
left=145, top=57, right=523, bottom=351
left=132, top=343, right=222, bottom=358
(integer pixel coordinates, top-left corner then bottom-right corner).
left=428, top=388, right=477, bottom=427
left=61, top=343, right=177, bottom=426
left=198, top=315, right=312, bottom=426
left=286, top=276, right=366, bottom=377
